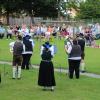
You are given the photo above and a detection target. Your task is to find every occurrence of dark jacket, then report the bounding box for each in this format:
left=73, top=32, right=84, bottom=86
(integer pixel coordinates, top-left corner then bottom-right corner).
left=41, top=49, right=52, bottom=61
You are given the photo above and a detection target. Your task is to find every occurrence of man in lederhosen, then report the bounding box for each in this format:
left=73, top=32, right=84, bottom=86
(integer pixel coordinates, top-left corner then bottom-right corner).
left=77, top=33, right=86, bottom=73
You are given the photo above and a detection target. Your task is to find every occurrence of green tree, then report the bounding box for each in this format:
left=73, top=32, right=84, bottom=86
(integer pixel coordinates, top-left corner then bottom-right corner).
left=77, top=0, right=100, bottom=19
left=58, top=0, right=81, bottom=18
left=0, top=0, right=58, bottom=24
left=30, top=0, right=58, bottom=17
left=0, top=0, right=23, bottom=24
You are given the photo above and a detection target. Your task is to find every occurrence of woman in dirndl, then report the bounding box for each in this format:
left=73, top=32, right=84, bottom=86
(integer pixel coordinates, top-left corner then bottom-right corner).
left=38, top=41, right=56, bottom=91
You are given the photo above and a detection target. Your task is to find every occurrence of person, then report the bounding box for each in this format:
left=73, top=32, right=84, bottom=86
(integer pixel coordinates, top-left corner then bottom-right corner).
left=9, top=35, right=23, bottom=79
left=38, top=41, right=56, bottom=91
left=64, top=36, right=73, bottom=50
left=21, top=35, right=34, bottom=70
left=0, top=25, right=5, bottom=39
left=19, top=24, right=30, bottom=37
left=0, top=71, right=1, bottom=83
left=6, top=26, right=13, bottom=40
left=65, top=38, right=81, bottom=79
left=77, top=33, right=86, bottom=73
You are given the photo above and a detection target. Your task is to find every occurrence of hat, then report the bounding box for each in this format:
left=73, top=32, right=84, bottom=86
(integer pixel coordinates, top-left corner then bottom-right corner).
left=17, top=35, right=22, bottom=40
left=44, top=41, right=51, bottom=49
left=24, top=35, right=31, bottom=40
left=45, top=41, right=49, bottom=45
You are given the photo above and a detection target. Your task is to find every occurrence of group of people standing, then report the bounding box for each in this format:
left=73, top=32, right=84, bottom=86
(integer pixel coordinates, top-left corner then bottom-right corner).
left=0, top=23, right=85, bottom=91
left=9, top=34, right=56, bottom=91
left=9, top=34, right=34, bottom=79
left=8, top=34, right=85, bottom=91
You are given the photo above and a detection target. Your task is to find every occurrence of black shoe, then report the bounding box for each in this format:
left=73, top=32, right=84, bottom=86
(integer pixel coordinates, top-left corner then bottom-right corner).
left=51, top=89, right=54, bottom=91
left=17, top=78, right=21, bottom=80
left=42, top=88, right=47, bottom=91
left=26, top=68, right=29, bottom=70
left=81, top=70, right=86, bottom=73
left=50, top=87, right=54, bottom=91
left=42, top=86, right=47, bottom=91
left=0, top=76, right=1, bottom=83
left=76, top=77, right=79, bottom=79
left=21, top=67, right=25, bottom=69
left=12, top=78, right=15, bottom=79
left=69, top=77, right=73, bottom=79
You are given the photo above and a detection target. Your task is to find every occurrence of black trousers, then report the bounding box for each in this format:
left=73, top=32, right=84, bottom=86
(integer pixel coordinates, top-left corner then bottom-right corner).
left=0, top=73, right=1, bottom=83
left=7, top=34, right=12, bottom=39
left=68, top=59, right=81, bottom=79
left=22, top=54, right=32, bottom=69
left=0, top=34, right=4, bottom=39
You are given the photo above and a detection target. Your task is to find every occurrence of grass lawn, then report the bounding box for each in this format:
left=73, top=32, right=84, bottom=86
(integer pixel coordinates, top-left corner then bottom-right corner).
left=0, top=38, right=100, bottom=74
left=0, top=64, right=100, bottom=100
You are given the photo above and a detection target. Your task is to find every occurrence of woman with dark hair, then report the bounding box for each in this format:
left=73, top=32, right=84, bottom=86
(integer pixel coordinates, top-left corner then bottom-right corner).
left=65, top=38, right=81, bottom=79
left=38, top=42, right=56, bottom=91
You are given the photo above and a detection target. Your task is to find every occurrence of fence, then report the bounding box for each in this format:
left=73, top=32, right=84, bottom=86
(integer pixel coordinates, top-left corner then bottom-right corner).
left=1, top=15, right=100, bottom=27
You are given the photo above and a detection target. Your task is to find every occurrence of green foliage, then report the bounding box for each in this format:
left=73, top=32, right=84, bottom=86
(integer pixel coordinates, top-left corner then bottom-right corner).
left=77, top=0, right=100, bottom=19
left=0, top=0, right=58, bottom=18
left=58, top=0, right=80, bottom=18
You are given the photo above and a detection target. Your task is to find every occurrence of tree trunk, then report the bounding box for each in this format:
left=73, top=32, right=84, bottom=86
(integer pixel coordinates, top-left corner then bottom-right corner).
left=6, top=10, right=9, bottom=25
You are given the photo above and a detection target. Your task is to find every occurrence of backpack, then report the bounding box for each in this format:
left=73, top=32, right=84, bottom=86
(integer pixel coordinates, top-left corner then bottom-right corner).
left=13, top=41, right=23, bottom=55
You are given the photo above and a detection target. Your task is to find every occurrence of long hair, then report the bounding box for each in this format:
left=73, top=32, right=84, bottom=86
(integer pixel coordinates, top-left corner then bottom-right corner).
left=73, top=38, right=78, bottom=45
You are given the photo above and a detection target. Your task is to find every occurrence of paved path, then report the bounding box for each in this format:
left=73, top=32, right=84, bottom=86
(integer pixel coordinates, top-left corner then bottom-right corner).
left=0, top=61, right=100, bottom=79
